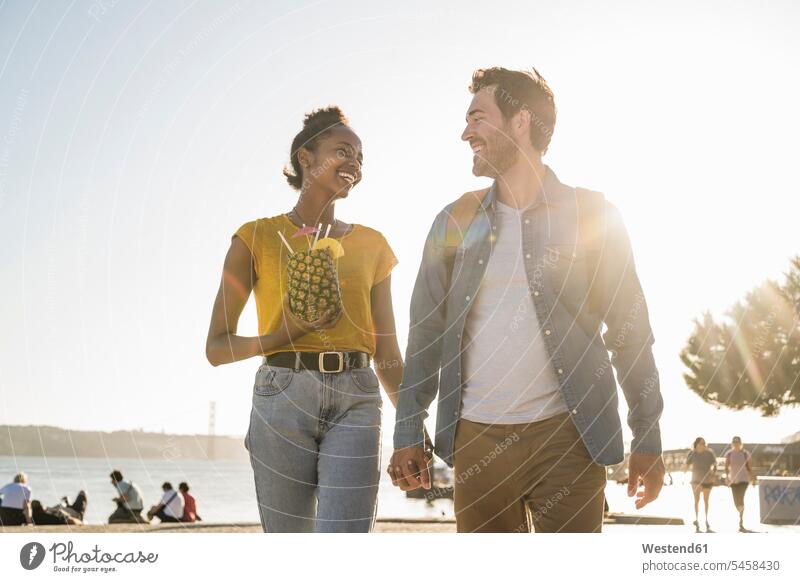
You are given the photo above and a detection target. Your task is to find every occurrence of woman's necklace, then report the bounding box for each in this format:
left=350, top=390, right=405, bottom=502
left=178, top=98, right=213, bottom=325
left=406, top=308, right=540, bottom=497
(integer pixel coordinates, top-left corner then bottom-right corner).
left=288, top=207, right=340, bottom=235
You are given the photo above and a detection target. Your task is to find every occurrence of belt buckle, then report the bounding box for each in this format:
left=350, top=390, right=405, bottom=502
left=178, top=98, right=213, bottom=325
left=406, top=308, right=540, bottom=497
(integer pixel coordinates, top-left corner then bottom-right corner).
left=319, top=351, right=344, bottom=373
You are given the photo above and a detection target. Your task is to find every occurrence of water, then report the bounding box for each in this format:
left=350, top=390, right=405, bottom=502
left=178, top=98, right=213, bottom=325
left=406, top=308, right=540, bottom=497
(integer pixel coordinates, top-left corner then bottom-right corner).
left=0, top=456, right=452, bottom=525
left=1, top=456, right=789, bottom=532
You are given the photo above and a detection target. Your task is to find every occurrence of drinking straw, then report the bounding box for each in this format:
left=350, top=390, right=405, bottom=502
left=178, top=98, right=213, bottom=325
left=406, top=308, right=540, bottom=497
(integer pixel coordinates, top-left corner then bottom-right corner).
left=312, top=222, right=323, bottom=246
left=324, top=223, right=332, bottom=239
left=277, top=230, right=294, bottom=253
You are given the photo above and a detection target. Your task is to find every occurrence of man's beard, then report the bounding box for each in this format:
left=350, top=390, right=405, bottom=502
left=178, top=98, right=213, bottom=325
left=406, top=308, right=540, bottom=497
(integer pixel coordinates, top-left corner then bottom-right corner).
left=473, top=128, right=519, bottom=178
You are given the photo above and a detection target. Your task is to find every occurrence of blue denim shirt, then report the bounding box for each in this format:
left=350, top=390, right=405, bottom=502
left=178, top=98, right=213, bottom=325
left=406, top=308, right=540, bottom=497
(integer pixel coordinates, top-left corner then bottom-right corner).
left=393, top=166, right=663, bottom=467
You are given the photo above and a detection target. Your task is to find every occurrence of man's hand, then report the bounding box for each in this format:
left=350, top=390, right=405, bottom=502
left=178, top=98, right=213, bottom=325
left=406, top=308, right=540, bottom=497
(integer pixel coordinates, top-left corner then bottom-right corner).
left=388, top=447, right=432, bottom=491
left=627, top=453, right=664, bottom=510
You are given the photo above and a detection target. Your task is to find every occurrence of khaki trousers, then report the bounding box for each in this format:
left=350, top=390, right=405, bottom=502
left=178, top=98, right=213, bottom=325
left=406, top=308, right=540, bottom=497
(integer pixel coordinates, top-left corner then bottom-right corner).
left=453, top=411, right=607, bottom=533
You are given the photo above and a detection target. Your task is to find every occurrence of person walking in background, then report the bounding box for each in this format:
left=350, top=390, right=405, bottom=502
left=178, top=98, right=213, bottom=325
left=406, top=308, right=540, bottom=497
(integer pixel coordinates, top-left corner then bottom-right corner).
left=0, top=472, right=33, bottom=526
left=108, top=470, right=147, bottom=524
left=390, top=66, right=664, bottom=533
left=178, top=482, right=201, bottom=522
left=206, top=106, right=408, bottom=532
left=147, top=482, right=184, bottom=523
left=685, top=437, right=716, bottom=533
left=725, top=436, right=756, bottom=532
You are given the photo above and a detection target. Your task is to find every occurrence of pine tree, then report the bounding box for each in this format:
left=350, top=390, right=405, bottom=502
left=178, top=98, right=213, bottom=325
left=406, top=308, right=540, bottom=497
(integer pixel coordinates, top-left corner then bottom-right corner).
left=680, top=256, right=800, bottom=415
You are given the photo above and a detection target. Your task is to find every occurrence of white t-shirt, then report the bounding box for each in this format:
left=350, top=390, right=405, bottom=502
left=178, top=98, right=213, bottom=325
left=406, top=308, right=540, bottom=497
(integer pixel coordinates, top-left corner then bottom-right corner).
left=160, top=490, right=184, bottom=519
left=726, top=449, right=752, bottom=484
left=0, top=482, right=32, bottom=509
left=461, top=200, right=568, bottom=424
left=115, top=480, right=144, bottom=511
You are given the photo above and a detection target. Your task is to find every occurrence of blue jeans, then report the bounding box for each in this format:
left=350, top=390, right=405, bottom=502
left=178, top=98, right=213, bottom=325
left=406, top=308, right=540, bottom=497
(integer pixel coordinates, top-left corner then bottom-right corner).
left=244, top=362, right=383, bottom=532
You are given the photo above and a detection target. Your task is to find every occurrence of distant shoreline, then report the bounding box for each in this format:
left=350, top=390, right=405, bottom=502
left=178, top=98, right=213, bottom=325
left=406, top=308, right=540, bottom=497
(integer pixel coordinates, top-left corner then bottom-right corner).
left=1, top=426, right=248, bottom=462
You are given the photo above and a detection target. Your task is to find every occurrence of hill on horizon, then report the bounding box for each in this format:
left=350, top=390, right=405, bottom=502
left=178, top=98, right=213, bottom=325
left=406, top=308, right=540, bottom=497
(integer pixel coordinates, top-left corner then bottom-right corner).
left=0, top=425, right=248, bottom=462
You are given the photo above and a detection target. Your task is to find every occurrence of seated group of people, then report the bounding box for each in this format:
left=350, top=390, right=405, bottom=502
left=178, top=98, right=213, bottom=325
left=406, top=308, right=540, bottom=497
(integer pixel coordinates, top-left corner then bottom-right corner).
left=1, top=470, right=201, bottom=527
left=0, top=472, right=87, bottom=526
left=109, top=470, right=200, bottom=524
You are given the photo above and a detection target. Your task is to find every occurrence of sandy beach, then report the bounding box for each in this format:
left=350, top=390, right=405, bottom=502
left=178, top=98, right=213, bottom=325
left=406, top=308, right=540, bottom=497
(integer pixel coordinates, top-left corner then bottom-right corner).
left=4, top=515, right=798, bottom=534
left=1, top=519, right=456, bottom=534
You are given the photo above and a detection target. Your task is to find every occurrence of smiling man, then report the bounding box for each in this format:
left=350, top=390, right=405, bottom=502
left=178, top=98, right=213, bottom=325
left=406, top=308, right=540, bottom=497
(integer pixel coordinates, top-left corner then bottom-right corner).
left=389, top=67, right=665, bottom=533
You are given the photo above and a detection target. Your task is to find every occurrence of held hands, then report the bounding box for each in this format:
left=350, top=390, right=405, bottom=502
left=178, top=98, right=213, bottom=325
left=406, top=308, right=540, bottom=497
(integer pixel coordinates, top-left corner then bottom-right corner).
left=627, top=453, right=665, bottom=510
left=389, top=428, right=434, bottom=491
left=388, top=447, right=433, bottom=491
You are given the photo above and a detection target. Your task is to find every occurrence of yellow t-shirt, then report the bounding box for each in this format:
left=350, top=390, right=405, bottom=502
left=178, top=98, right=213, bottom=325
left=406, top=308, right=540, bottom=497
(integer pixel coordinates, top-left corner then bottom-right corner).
left=232, top=214, right=398, bottom=357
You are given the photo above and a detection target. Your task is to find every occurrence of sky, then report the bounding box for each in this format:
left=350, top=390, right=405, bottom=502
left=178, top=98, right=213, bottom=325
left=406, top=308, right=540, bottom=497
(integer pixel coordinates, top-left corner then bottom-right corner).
left=1, top=0, right=799, bottom=451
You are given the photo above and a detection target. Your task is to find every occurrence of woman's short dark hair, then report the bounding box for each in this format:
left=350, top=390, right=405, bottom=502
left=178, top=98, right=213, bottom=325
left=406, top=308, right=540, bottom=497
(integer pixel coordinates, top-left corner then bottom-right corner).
left=283, top=106, right=350, bottom=190
left=110, top=470, right=123, bottom=482
left=469, top=67, right=556, bottom=154
left=178, top=482, right=189, bottom=492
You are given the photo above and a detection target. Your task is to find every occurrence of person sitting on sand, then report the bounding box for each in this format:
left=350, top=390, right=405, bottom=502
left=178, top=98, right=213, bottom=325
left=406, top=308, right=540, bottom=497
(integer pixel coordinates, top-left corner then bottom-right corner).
left=57, top=490, right=88, bottom=521
left=0, top=472, right=33, bottom=526
left=147, top=482, right=184, bottom=523
left=108, top=470, right=147, bottom=524
left=178, top=482, right=201, bottom=522
left=31, top=499, right=83, bottom=526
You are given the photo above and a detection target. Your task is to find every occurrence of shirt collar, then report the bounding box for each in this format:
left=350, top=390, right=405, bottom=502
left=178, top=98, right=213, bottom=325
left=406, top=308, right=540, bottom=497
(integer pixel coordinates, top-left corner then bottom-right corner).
left=481, top=164, right=565, bottom=212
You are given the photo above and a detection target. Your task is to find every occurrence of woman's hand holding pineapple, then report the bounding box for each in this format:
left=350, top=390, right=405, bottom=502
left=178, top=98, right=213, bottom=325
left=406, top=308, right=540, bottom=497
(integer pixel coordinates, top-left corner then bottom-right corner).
left=279, top=294, right=342, bottom=343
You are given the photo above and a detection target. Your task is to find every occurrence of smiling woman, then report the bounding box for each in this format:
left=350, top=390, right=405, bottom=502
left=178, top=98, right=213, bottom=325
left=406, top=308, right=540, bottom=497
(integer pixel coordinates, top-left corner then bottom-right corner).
left=205, top=106, right=405, bottom=533
left=283, top=107, right=363, bottom=193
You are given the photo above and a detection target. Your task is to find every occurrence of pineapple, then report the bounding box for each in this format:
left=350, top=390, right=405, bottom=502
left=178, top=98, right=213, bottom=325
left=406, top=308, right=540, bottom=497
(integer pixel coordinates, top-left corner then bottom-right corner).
left=286, top=248, right=342, bottom=322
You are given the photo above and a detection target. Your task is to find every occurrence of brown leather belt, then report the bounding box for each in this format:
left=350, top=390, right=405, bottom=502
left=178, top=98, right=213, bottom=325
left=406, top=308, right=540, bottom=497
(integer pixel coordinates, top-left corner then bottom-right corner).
left=263, top=351, right=370, bottom=373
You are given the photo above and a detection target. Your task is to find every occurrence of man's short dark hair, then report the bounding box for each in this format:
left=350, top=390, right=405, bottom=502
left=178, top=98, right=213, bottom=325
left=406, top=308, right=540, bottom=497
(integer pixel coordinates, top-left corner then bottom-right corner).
left=178, top=482, right=189, bottom=492
left=110, top=470, right=123, bottom=482
left=469, top=67, right=556, bottom=154
left=162, top=481, right=173, bottom=490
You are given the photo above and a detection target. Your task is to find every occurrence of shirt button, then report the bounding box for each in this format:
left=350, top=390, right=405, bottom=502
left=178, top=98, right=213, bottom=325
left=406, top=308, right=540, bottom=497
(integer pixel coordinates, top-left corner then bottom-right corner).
left=525, top=253, right=531, bottom=259
left=545, top=329, right=551, bottom=335
left=571, top=409, right=578, bottom=415
left=478, top=259, right=483, bottom=264
left=533, top=291, right=540, bottom=296
left=524, top=219, right=530, bottom=224
left=558, top=368, right=564, bottom=375
left=465, top=295, right=471, bottom=301
left=453, top=411, right=459, bottom=417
